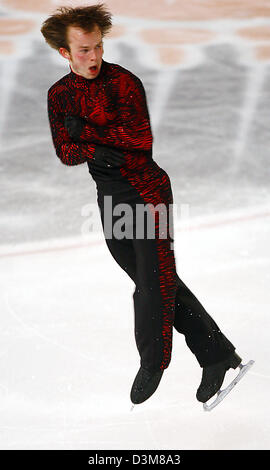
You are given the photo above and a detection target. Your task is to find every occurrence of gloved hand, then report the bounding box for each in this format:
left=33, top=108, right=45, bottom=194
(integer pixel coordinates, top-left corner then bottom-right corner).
left=64, top=115, right=86, bottom=141
left=92, top=144, right=125, bottom=168
left=64, top=115, right=125, bottom=167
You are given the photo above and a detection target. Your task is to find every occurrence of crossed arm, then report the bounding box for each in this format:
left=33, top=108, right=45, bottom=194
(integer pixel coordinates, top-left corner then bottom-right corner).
left=47, top=74, right=153, bottom=166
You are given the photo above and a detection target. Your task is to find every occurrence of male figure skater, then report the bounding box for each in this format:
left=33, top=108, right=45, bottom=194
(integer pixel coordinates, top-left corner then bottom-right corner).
left=41, top=4, right=251, bottom=409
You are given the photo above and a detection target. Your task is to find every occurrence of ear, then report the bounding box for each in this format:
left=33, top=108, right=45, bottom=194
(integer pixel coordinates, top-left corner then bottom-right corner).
left=59, top=47, right=70, bottom=60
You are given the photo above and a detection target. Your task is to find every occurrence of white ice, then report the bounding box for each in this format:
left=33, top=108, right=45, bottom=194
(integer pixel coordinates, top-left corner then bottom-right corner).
left=0, top=205, right=269, bottom=450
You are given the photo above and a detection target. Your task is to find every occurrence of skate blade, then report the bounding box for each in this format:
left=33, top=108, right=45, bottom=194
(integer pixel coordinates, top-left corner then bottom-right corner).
left=203, top=360, right=255, bottom=412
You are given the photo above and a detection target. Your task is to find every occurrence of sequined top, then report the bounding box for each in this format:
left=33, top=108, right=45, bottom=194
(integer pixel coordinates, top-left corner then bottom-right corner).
left=47, top=58, right=170, bottom=202
left=47, top=59, right=153, bottom=169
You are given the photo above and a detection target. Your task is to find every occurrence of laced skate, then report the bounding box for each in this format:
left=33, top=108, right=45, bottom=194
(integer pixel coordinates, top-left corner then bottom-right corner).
left=196, top=352, right=254, bottom=411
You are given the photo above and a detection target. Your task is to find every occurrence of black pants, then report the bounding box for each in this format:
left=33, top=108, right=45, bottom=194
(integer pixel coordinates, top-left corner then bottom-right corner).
left=96, top=184, right=235, bottom=373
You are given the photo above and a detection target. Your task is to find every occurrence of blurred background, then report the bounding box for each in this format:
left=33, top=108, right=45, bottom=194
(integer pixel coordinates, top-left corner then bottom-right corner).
left=0, top=0, right=269, bottom=450
left=1, top=0, right=270, bottom=244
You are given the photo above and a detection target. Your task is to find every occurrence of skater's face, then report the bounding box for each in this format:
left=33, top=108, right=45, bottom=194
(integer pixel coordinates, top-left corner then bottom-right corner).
left=59, top=24, right=104, bottom=79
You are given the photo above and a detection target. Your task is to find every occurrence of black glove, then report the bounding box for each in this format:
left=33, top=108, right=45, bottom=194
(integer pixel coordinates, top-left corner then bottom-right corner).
left=64, top=115, right=86, bottom=141
left=64, top=115, right=125, bottom=167
left=92, top=144, right=125, bottom=168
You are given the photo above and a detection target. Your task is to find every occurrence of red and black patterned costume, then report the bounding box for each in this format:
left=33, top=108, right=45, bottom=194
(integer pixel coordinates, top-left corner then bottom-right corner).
left=47, top=59, right=235, bottom=373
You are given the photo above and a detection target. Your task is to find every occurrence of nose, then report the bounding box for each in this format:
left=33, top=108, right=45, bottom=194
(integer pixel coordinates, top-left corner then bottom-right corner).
left=89, top=49, right=98, bottom=61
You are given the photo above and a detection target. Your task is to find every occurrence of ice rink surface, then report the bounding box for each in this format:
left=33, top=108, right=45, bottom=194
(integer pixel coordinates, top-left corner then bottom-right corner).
left=0, top=0, right=269, bottom=450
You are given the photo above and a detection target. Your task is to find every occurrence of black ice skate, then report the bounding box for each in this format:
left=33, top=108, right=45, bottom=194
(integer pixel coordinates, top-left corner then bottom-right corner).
left=196, top=352, right=254, bottom=411
left=130, top=367, right=164, bottom=406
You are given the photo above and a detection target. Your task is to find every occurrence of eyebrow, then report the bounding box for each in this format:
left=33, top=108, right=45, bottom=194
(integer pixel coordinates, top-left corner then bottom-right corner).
left=80, top=41, right=102, bottom=48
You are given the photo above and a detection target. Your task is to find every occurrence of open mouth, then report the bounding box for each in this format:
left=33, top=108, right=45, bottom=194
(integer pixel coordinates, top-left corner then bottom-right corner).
left=89, top=65, right=98, bottom=73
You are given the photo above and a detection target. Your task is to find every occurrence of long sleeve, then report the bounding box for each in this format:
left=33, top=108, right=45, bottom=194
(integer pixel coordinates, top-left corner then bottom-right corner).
left=47, top=87, right=97, bottom=166
left=79, top=75, right=153, bottom=151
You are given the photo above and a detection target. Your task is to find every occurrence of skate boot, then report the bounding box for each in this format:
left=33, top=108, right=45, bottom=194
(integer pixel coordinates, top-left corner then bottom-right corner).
left=130, top=367, right=164, bottom=405
left=196, top=351, right=242, bottom=403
